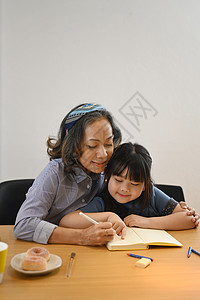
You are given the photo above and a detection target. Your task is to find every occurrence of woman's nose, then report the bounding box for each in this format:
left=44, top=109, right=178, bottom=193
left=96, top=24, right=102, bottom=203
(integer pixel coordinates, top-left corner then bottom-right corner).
left=96, top=146, right=107, bottom=159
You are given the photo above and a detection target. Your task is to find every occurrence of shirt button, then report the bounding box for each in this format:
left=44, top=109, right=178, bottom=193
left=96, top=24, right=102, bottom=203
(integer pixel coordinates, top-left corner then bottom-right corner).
left=87, top=184, right=90, bottom=189
left=82, top=199, right=85, bottom=203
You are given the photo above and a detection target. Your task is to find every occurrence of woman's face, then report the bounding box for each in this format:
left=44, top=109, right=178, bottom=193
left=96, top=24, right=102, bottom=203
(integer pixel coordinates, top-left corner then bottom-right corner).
left=79, top=118, right=114, bottom=173
left=108, top=168, right=145, bottom=203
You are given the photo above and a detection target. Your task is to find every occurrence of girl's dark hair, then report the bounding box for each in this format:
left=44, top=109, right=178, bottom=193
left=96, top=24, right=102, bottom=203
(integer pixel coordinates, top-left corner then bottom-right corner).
left=105, top=142, right=153, bottom=208
left=47, top=103, right=122, bottom=172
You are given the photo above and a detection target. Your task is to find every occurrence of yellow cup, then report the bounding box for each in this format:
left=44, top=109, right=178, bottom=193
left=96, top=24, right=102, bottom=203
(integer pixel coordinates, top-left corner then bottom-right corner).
left=0, top=242, right=8, bottom=284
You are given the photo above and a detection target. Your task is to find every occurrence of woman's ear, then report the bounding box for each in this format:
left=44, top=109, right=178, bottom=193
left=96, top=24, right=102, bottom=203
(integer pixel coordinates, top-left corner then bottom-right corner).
left=142, top=183, right=145, bottom=191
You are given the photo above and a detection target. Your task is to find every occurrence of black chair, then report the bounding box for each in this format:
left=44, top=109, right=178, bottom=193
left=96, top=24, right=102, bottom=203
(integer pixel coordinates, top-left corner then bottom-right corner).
left=0, top=179, right=34, bottom=225
left=155, top=184, right=185, bottom=202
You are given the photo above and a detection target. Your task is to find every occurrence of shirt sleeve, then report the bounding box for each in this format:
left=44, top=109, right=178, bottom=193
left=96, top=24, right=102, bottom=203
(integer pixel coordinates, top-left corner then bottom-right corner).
left=160, top=199, right=179, bottom=216
left=81, top=196, right=105, bottom=213
left=33, top=221, right=57, bottom=244
left=153, top=186, right=179, bottom=216
left=13, top=163, right=60, bottom=244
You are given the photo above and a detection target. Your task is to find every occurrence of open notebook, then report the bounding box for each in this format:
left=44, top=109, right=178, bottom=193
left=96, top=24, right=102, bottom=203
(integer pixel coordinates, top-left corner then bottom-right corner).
left=106, top=227, right=183, bottom=250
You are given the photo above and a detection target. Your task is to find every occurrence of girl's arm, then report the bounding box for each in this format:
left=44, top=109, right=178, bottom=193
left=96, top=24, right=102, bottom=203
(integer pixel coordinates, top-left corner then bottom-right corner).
left=59, top=211, right=126, bottom=238
left=124, top=203, right=199, bottom=230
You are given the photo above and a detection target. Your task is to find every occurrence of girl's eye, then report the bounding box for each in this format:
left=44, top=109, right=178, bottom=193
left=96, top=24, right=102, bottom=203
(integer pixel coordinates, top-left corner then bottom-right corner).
left=131, top=183, right=139, bottom=186
left=87, top=145, right=96, bottom=149
left=105, top=143, right=113, bottom=147
left=114, top=178, right=122, bottom=183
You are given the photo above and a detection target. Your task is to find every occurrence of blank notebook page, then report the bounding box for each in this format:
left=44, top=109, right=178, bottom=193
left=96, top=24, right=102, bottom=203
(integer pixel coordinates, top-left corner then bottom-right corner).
left=132, top=227, right=182, bottom=245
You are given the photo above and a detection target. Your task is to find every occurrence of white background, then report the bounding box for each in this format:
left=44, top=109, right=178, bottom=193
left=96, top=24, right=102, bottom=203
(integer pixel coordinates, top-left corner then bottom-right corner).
left=1, top=0, right=200, bottom=211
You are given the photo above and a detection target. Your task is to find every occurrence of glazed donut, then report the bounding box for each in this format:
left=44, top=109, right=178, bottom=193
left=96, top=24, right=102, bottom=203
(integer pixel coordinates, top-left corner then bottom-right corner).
left=22, top=256, right=47, bottom=271
left=26, top=247, right=50, bottom=261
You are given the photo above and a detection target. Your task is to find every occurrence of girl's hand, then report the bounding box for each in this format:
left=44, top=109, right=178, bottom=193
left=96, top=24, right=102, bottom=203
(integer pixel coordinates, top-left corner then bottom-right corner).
left=124, top=214, right=148, bottom=228
left=107, top=213, right=126, bottom=239
left=179, top=202, right=200, bottom=227
left=179, top=201, right=196, bottom=215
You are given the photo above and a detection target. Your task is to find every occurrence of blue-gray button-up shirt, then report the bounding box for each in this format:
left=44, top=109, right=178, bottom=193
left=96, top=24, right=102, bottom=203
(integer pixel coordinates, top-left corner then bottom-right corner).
left=14, top=159, right=104, bottom=244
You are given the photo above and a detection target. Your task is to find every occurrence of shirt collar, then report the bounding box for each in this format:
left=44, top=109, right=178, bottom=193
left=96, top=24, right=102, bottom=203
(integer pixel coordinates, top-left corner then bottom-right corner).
left=72, top=166, right=101, bottom=183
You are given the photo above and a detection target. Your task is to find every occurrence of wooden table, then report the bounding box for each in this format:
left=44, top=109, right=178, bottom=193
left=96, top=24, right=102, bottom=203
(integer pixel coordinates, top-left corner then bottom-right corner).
left=0, top=226, right=200, bottom=300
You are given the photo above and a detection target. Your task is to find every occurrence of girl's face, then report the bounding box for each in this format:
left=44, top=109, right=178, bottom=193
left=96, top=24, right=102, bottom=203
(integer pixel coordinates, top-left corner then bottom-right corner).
left=79, top=118, right=114, bottom=174
left=108, top=168, right=145, bottom=203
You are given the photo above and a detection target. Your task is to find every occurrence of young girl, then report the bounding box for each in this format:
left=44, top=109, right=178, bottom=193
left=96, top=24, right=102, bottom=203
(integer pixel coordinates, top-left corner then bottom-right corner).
left=59, top=142, right=199, bottom=236
left=14, top=103, right=123, bottom=245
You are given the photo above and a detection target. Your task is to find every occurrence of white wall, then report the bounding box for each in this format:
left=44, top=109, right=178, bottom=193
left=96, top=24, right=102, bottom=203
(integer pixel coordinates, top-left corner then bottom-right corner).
left=1, top=0, right=200, bottom=211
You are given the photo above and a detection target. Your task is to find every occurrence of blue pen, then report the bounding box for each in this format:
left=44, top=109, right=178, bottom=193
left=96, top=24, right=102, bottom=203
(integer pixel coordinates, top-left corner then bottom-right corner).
left=127, top=253, right=154, bottom=262
left=187, top=246, right=192, bottom=258
left=191, top=248, right=200, bottom=256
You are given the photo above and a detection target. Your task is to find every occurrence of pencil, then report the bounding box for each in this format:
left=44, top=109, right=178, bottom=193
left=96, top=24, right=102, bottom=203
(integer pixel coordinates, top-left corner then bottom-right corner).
left=191, top=248, right=200, bottom=256
left=127, top=253, right=154, bottom=262
left=79, top=212, right=99, bottom=224
left=79, top=212, right=120, bottom=238
left=187, top=246, right=192, bottom=258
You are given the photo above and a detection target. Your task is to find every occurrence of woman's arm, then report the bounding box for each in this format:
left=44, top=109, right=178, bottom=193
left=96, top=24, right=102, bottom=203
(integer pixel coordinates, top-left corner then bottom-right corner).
left=14, top=163, right=62, bottom=243
left=48, top=223, right=116, bottom=245
left=124, top=203, right=198, bottom=230
left=59, top=211, right=126, bottom=238
left=14, top=163, right=113, bottom=245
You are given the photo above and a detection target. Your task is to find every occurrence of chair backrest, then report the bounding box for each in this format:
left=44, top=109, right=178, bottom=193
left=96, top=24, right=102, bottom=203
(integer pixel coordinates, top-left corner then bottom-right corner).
left=155, top=184, right=185, bottom=202
left=0, top=179, right=34, bottom=225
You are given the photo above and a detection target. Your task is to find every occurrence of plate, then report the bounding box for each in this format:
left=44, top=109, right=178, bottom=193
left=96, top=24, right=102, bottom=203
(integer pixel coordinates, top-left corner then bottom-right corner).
left=11, top=253, right=62, bottom=275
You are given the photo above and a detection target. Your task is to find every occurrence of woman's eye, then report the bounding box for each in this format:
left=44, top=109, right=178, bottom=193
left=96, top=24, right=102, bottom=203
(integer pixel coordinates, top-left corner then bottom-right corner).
left=88, top=145, right=96, bottom=149
left=105, top=143, right=113, bottom=147
left=131, top=183, right=139, bottom=186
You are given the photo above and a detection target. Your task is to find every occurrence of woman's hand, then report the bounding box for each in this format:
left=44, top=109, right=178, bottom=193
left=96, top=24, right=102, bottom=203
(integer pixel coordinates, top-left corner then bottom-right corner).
left=80, top=222, right=116, bottom=245
left=48, top=222, right=116, bottom=246
left=106, top=213, right=127, bottom=239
